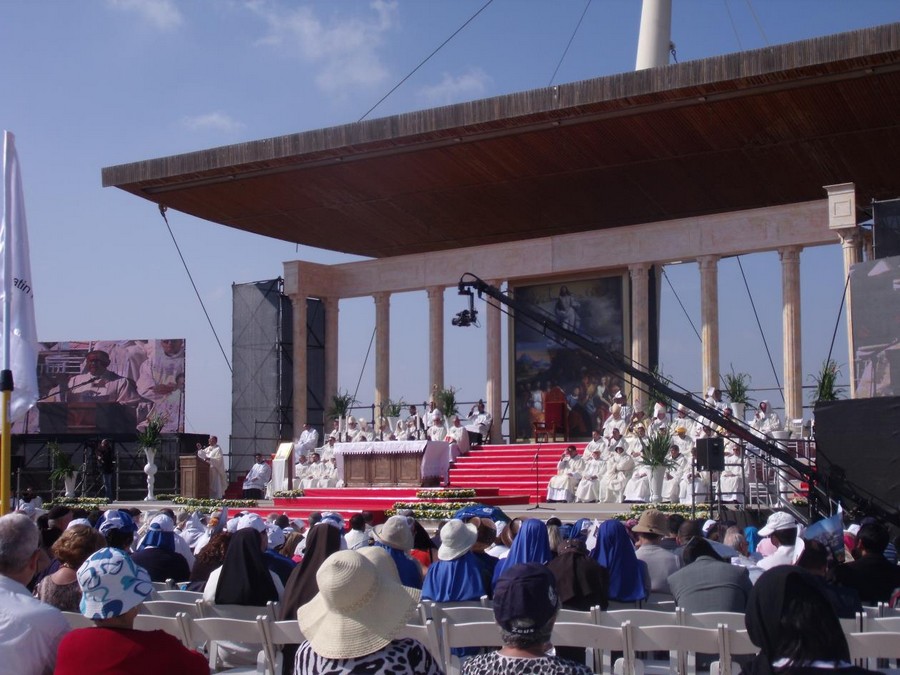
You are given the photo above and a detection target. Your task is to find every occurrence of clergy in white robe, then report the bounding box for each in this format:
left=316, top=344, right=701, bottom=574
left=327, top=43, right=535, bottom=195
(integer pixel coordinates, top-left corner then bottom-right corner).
left=242, top=454, right=272, bottom=498
left=295, top=423, right=319, bottom=457
left=197, top=436, right=227, bottom=499
left=669, top=405, right=697, bottom=438
left=427, top=419, right=446, bottom=442
left=647, top=404, right=669, bottom=437
left=719, top=444, right=746, bottom=503
left=582, top=430, right=606, bottom=459
left=679, top=449, right=710, bottom=504
left=751, top=400, right=782, bottom=435
left=546, top=446, right=584, bottom=502
left=602, top=404, right=628, bottom=438
left=318, top=437, right=338, bottom=461
left=600, top=444, right=634, bottom=502
left=346, top=417, right=367, bottom=443
left=574, top=448, right=606, bottom=502
left=404, top=405, right=425, bottom=439
left=661, top=445, right=689, bottom=502
left=622, top=457, right=653, bottom=502
left=300, top=453, right=327, bottom=489
left=293, top=454, right=310, bottom=480
left=317, top=458, right=341, bottom=488
left=327, top=419, right=342, bottom=442
left=445, top=416, right=470, bottom=456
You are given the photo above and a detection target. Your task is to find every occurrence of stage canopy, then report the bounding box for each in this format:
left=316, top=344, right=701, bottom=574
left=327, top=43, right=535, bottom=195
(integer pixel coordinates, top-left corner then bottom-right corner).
left=102, top=23, right=900, bottom=260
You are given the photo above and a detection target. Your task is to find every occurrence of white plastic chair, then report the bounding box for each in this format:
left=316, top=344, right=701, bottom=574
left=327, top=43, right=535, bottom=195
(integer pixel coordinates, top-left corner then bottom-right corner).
left=552, top=621, right=630, bottom=674
left=134, top=611, right=194, bottom=648
left=394, top=621, right=441, bottom=662
left=178, top=613, right=270, bottom=674
left=625, top=623, right=723, bottom=675
left=845, top=631, right=900, bottom=671
left=258, top=618, right=305, bottom=675
left=439, top=619, right=503, bottom=675
left=157, top=589, right=205, bottom=603
left=141, top=600, right=199, bottom=618
left=596, top=608, right=682, bottom=628
left=680, top=611, right=746, bottom=630
left=61, top=611, right=94, bottom=629
left=196, top=599, right=279, bottom=621
left=711, top=625, right=758, bottom=675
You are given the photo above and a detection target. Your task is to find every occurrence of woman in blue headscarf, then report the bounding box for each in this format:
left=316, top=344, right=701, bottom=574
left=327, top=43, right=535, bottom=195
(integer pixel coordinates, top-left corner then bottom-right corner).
left=744, top=526, right=761, bottom=555
left=131, top=514, right=189, bottom=583
left=491, top=518, right=552, bottom=590
left=590, top=519, right=648, bottom=603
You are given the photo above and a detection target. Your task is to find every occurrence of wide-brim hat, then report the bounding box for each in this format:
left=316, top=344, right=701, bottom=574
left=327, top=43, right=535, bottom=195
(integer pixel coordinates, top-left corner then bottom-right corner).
left=297, top=548, right=419, bottom=659
left=438, top=519, right=478, bottom=561
left=632, top=509, right=668, bottom=537
left=372, top=515, right=414, bottom=551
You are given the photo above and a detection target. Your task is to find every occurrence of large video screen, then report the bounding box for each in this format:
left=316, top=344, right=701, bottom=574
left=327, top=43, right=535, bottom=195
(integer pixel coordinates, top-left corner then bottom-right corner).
left=851, top=255, right=900, bottom=398
left=13, top=339, right=186, bottom=435
left=511, top=276, right=626, bottom=441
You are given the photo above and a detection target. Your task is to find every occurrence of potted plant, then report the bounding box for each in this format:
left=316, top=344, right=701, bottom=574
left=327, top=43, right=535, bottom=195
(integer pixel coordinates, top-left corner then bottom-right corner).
left=328, top=390, right=356, bottom=435
left=137, top=414, right=165, bottom=501
left=434, top=386, right=459, bottom=419
left=638, top=429, right=675, bottom=503
left=810, top=359, right=843, bottom=404
left=49, top=442, right=79, bottom=499
left=383, top=397, right=405, bottom=434
left=722, top=366, right=753, bottom=420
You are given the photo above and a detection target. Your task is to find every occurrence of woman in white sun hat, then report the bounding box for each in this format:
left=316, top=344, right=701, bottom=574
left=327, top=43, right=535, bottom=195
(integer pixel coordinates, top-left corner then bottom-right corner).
left=294, top=547, right=442, bottom=674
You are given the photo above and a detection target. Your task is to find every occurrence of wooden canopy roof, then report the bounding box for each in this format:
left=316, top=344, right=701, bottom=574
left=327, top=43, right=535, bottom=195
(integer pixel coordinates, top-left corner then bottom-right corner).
left=102, top=23, right=900, bottom=259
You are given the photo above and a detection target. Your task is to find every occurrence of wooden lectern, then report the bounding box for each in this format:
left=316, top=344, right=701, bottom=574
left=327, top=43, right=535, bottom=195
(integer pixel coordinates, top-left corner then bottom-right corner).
left=180, top=455, right=209, bottom=498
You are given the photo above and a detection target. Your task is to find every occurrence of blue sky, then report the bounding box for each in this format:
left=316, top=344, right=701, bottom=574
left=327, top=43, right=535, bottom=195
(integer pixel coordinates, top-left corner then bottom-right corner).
left=1, top=0, right=898, bottom=448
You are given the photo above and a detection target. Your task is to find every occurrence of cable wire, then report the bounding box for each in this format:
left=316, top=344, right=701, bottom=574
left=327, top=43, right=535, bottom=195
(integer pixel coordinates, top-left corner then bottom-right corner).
left=735, top=256, right=783, bottom=403
left=744, top=0, right=770, bottom=46
left=357, top=0, right=495, bottom=122
left=158, top=205, right=232, bottom=373
left=723, top=0, right=743, bottom=51
left=548, top=0, right=592, bottom=87
left=352, top=326, right=377, bottom=408
left=660, top=267, right=702, bottom=342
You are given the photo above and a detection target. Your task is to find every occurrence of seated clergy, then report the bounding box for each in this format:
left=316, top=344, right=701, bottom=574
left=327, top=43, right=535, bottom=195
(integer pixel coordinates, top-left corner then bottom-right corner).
left=679, top=448, right=710, bottom=504
left=661, top=444, right=689, bottom=502
left=574, top=446, right=606, bottom=503
left=545, top=445, right=584, bottom=503
left=622, top=452, right=652, bottom=503
left=317, top=458, right=342, bottom=488
left=427, top=418, right=446, bottom=442
left=445, top=415, right=470, bottom=456
left=600, top=442, right=634, bottom=502
left=582, top=429, right=606, bottom=460
left=300, top=453, right=326, bottom=489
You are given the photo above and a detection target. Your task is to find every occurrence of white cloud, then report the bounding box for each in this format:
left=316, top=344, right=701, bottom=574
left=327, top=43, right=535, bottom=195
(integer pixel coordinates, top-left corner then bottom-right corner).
left=248, top=0, right=397, bottom=94
left=417, top=68, right=492, bottom=106
left=181, top=112, right=245, bottom=134
left=106, top=0, right=183, bottom=30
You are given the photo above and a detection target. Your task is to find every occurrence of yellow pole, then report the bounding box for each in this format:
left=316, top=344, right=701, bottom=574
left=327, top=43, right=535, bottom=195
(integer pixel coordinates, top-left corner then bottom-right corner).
left=1, top=388, right=10, bottom=516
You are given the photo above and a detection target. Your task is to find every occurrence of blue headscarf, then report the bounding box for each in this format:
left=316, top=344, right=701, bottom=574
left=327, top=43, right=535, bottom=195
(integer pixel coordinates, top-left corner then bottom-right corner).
left=139, top=521, right=175, bottom=552
left=591, top=519, right=647, bottom=602
left=572, top=518, right=592, bottom=541
left=422, top=552, right=485, bottom=602
left=491, top=518, right=552, bottom=589
left=744, top=526, right=760, bottom=554
left=374, top=542, right=423, bottom=589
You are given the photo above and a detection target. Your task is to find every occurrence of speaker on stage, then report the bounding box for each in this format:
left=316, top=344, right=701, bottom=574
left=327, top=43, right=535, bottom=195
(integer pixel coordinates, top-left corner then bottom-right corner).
left=696, top=437, right=725, bottom=471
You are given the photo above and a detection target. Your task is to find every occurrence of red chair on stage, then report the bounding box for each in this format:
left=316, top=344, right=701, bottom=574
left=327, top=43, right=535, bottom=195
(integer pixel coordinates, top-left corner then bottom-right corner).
left=532, top=387, right=568, bottom=442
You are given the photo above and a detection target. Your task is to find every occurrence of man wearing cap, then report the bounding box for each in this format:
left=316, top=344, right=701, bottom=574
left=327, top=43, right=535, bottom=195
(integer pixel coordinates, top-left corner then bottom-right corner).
left=648, top=402, right=669, bottom=437
left=461, top=562, right=593, bottom=675
left=669, top=404, right=697, bottom=438
left=757, top=511, right=802, bottom=570
left=0, top=513, right=69, bottom=675
left=242, top=452, right=272, bottom=499
left=634, top=509, right=682, bottom=594
left=55, top=547, right=207, bottom=674
left=602, top=403, right=627, bottom=438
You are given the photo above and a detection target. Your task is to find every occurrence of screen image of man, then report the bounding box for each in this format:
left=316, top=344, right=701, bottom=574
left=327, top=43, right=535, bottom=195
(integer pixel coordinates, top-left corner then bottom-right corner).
left=137, top=339, right=186, bottom=433
left=51, top=350, right=141, bottom=404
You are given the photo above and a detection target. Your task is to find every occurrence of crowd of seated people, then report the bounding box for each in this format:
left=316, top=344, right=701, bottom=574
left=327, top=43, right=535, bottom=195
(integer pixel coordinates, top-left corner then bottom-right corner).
left=7, top=493, right=900, bottom=674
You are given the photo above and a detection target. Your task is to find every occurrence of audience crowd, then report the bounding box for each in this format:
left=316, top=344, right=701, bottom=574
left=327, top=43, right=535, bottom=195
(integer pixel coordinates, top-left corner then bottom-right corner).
left=3, top=492, right=900, bottom=674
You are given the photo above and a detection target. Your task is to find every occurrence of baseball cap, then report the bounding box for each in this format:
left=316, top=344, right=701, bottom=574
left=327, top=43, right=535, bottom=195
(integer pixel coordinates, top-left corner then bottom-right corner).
left=758, top=511, right=799, bottom=537
left=493, top=563, right=560, bottom=636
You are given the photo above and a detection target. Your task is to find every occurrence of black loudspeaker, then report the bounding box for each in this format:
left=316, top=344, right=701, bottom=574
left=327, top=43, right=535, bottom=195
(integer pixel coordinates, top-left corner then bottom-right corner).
left=873, top=199, right=900, bottom=260
left=696, top=437, right=725, bottom=471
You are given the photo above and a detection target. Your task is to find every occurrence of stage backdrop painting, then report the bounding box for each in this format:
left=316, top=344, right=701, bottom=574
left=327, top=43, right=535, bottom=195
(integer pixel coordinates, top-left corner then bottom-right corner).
left=12, top=339, right=186, bottom=435
left=511, top=276, right=626, bottom=441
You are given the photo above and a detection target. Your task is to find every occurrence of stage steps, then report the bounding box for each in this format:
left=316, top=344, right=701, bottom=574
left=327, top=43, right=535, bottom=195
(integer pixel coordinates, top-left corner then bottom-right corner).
left=449, top=442, right=587, bottom=501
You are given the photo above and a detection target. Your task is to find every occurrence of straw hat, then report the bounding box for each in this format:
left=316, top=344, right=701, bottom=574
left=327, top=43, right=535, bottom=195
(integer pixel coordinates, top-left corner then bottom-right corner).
left=372, top=515, right=413, bottom=551
left=438, top=519, right=478, bottom=561
left=631, top=509, right=668, bottom=537
left=296, top=548, right=419, bottom=659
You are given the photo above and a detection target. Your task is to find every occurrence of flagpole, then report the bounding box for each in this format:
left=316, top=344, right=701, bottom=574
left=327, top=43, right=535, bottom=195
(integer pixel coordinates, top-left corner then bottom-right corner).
left=1, top=131, right=12, bottom=515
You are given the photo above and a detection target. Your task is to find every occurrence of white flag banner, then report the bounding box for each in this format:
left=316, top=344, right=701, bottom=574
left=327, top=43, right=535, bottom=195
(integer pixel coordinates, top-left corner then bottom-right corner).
left=1, top=131, right=39, bottom=422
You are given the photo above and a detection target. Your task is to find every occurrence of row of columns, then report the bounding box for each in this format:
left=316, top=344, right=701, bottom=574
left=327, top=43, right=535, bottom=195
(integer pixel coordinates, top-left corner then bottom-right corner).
left=291, top=236, right=860, bottom=437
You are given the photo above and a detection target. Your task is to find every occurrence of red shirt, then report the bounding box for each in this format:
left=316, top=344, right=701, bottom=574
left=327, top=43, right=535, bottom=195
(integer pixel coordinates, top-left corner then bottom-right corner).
left=55, top=626, right=208, bottom=674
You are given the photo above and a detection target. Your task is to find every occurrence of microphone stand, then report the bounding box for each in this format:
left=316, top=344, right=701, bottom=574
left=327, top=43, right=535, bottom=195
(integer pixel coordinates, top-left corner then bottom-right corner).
left=527, top=440, right=553, bottom=511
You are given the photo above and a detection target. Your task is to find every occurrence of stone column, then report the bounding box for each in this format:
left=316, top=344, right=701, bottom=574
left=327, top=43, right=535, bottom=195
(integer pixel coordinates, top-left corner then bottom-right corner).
left=629, top=263, right=651, bottom=414
left=427, top=286, right=444, bottom=394
left=373, top=292, right=390, bottom=418
left=290, top=294, right=308, bottom=434
left=780, top=246, right=803, bottom=423
left=323, top=297, right=339, bottom=418
left=698, top=256, right=720, bottom=395
left=825, top=182, right=860, bottom=399
left=485, top=279, right=502, bottom=443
